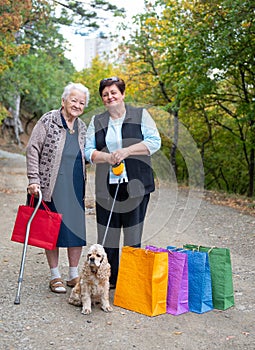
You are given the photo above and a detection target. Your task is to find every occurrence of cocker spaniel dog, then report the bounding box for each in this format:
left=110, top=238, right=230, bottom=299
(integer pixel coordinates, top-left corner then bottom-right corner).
left=68, top=244, right=113, bottom=315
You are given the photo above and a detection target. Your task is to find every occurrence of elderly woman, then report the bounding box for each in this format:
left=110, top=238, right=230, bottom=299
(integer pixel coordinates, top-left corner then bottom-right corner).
left=26, top=82, right=89, bottom=293
left=85, top=77, right=161, bottom=289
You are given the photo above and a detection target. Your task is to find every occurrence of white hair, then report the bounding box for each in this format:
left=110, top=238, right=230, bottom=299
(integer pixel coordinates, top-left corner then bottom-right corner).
left=62, top=82, right=90, bottom=107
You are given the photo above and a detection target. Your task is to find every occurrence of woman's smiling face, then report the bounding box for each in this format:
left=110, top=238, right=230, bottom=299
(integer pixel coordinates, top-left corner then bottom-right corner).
left=62, top=89, right=87, bottom=119
left=101, top=84, right=125, bottom=109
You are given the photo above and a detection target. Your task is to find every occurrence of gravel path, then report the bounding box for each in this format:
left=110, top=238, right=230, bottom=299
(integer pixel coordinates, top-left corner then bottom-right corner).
left=0, top=150, right=254, bottom=350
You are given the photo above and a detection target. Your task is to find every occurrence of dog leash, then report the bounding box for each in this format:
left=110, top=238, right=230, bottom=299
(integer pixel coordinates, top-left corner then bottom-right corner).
left=101, top=160, right=124, bottom=246
left=101, top=178, right=121, bottom=246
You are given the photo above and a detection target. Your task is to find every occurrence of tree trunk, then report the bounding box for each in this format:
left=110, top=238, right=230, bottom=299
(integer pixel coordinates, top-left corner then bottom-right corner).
left=170, top=109, right=179, bottom=176
left=247, top=148, right=254, bottom=197
left=3, top=94, right=23, bottom=146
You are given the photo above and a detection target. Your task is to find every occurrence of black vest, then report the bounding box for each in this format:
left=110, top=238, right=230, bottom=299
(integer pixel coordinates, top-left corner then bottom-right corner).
left=94, top=104, right=155, bottom=199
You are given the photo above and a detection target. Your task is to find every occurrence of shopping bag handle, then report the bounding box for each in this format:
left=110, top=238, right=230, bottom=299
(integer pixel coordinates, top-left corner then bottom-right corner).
left=196, top=245, right=215, bottom=254
left=29, top=193, right=51, bottom=212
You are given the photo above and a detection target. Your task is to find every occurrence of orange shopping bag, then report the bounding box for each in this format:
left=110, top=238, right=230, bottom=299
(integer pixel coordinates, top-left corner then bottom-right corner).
left=114, top=246, right=168, bottom=316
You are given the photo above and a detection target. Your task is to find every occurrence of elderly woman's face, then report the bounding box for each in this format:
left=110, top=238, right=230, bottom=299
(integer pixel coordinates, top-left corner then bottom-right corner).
left=61, top=89, right=86, bottom=119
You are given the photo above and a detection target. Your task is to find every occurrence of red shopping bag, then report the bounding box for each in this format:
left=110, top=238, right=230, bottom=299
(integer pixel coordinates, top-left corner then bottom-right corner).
left=11, top=197, right=62, bottom=250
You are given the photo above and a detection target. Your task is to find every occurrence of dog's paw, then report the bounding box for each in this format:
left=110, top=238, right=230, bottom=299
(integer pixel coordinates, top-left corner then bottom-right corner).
left=101, top=305, right=113, bottom=313
left=69, top=298, right=82, bottom=307
left=81, top=307, right=92, bottom=315
left=68, top=294, right=82, bottom=307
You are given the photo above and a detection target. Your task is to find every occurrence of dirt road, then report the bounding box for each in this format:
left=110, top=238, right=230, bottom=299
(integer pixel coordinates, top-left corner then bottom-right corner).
left=0, top=150, right=254, bottom=350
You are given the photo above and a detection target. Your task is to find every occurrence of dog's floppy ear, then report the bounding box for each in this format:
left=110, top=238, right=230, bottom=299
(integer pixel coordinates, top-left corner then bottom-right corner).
left=101, top=252, right=108, bottom=263
left=97, top=254, right=111, bottom=279
left=82, top=258, right=93, bottom=277
left=97, top=263, right=111, bottom=280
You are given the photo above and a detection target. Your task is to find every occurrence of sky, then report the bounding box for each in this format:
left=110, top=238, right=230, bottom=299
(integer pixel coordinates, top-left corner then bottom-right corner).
left=61, top=0, right=146, bottom=71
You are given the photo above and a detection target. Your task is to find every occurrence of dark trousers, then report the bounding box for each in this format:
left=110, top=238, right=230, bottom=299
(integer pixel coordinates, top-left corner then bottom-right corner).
left=96, top=183, right=150, bottom=285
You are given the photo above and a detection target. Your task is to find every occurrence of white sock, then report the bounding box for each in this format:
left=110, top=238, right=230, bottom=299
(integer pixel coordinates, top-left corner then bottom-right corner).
left=50, top=267, right=61, bottom=281
left=50, top=267, right=66, bottom=292
left=69, top=266, right=79, bottom=281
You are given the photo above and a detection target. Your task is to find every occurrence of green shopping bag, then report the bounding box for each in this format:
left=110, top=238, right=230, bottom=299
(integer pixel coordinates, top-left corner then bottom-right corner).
left=183, top=244, right=234, bottom=310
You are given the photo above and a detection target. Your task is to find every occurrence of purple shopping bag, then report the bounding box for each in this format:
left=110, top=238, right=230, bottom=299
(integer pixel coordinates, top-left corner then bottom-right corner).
left=167, top=246, right=214, bottom=314
left=146, top=245, right=189, bottom=315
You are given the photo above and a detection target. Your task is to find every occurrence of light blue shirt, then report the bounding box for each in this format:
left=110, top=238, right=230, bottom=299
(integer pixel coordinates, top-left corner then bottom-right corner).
left=85, top=108, right=161, bottom=184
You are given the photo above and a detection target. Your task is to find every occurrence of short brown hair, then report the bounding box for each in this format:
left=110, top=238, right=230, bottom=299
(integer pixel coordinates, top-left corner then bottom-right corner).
left=99, top=77, right=126, bottom=97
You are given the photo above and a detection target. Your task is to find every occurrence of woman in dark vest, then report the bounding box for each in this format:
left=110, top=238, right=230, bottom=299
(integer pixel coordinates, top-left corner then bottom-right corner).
left=85, top=77, right=161, bottom=289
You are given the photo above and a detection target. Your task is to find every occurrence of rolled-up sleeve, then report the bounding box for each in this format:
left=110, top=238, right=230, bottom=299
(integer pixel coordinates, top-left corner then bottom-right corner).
left=141, top=109, right=161, bottom=155
left=84, top=115, right=97, bottom=163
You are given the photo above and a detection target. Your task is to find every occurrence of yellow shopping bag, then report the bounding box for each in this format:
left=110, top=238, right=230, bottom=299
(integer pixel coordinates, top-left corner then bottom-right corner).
left=113, top=246, right=168, bottom=316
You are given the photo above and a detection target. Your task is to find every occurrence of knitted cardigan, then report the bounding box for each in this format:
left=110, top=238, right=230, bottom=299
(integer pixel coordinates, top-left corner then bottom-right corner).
left=26, top=108, right=87, bottom=201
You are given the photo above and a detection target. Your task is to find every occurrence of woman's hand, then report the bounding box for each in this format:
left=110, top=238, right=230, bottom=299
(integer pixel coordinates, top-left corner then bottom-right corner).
left=27, top=184, right=40, bottom=196
left=112, top=143, right=149, bottom=163
left=107, top=152, right=116, bottom=165
left=91, top=150, right=116, bottom=165
left=111, top=148, right=130, bottom=164
left=92, top=143, right=149, bottom=165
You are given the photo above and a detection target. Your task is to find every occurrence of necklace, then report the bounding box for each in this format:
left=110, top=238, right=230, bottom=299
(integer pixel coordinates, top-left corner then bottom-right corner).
left=62, top=115, right=76, bottom=134
left=68, top=128, right=75, bottom=135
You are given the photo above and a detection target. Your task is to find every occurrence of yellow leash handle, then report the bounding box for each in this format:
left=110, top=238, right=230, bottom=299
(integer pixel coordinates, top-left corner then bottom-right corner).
left=112, top=162, right=124, bottom=176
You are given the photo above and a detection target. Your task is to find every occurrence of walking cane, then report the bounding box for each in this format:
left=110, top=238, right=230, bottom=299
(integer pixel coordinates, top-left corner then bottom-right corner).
left=14, top=188, right=42, bottom=305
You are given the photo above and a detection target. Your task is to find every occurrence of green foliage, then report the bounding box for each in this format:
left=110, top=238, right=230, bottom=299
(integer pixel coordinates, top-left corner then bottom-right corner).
left=53, top=0, right=125, bottom=34
left=0, top=0, right=125, bottom=127
left=0, top=103, right=10, bottom=124
left=0, top=0, right=33, bottom=73
left=120, top=0, right=255, bottom=196
left=0, top=52, right=75, bottom=119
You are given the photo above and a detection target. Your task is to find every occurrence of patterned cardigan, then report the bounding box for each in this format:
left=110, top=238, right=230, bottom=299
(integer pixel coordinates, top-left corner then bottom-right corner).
left=26, top=108, right=87, bottom=202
